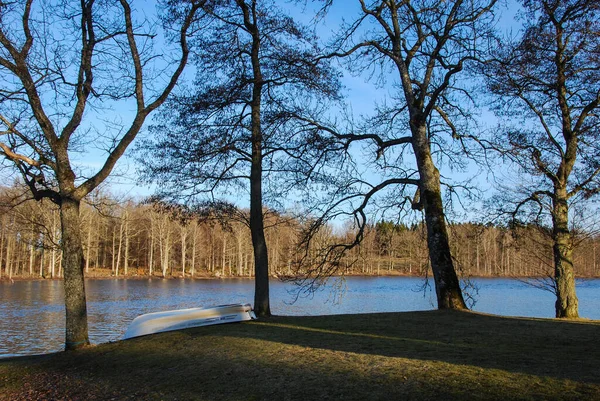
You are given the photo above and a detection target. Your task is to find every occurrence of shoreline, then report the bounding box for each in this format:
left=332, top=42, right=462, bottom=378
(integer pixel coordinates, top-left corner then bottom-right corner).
left=3, top=271, right=600, bottom=282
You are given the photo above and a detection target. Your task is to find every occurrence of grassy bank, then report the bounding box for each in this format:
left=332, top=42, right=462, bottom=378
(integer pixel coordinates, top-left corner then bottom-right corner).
left=1, top=310, right=599, bottom=400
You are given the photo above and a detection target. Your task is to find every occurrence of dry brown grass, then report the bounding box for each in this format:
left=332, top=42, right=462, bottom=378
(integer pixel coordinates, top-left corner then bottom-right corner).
left=1, top=310, right=599, bottom=400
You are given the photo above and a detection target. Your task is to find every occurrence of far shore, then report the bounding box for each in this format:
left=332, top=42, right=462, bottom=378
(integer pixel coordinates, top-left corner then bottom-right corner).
left=2, top=269, right=600, bottom=283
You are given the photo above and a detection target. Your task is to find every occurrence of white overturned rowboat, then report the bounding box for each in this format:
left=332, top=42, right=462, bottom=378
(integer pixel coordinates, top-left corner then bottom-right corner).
left=123, top=303, right=256, bottom=340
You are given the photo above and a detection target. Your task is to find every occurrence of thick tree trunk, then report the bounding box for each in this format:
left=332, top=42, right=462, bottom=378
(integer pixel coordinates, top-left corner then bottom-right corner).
left=248, top=70, right=270, bottom=315
left=250, top=142, right=270, bottom=317
left=244, top=1, right=270, bottom=317
left=552, top=191, right=579, bottom=318
left=59, top=197, right=90, bottom=350
left=412, top=123, right=467, bottom=310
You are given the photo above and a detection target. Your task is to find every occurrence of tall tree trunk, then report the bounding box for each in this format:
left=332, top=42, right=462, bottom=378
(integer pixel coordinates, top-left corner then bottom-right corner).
left=163, top=221, right=170, bottom=278
left=476, top=241, right=480, bottom=274
left=191, top=223, right=197, bottom=277
left=4, top=235, right=16, bottom=280
left=237, top=232, right=243, bottom=276
left=149, top=220, right=154, bottom=277
left=181, top=225, right=187, bottom=277
left=274, top=235, right=279, bottom=273
left=412, top=123, right=466, bottom=310
left=0, top=218, right=4, bottom=280
left=552, top=190, right=579, bottom=318
left=594, top=242, right=597, bottom=276
left=115, top=218, right=123, bottom=277
left=250, top=142, right=270, bottom=316
left=111, top=226, right=116, bottom=275
left=59, top=197, right=90, bottom=350
left=85, top=213, right=92, bottom=274
left=210, top=234, right=214, bottom=272
left=39, top=240, right=44, bottom=277
left=51, top=236, right=56, bottom=277
left=58, top=250, right=63, bottom=277
left=93, top=222, right=99, bottom=270
left=221, top=236, right=227, bottom=276
left=242, top=0, right=271, bottom=317
left=124, top=211, right=129, bottom=276
left=100, top=224, right=106, bottom=270
left=5, top=234, right=12, bottom=280
left=29, top=238, right=34, bottom=277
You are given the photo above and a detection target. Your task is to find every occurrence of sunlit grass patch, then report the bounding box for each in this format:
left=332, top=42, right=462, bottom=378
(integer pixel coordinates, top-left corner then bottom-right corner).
left=1, top=310, right=599, bottom=400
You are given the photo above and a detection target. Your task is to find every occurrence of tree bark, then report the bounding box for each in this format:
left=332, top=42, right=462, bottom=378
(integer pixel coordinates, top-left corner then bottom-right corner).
left=552, top=190, right=579, bottom=318
left=412, top=123, right=467, bottom=309
left=250, top=136, right=270, bottom=316
left=0, top=218, right=4, bottom=280
left=124, top=211, right=129, bottom=276
left=5, top=233, right=13, bottom=280
left=85, top=213, right=92, bottom=274
left=181, top=225, right=187, bottom=277
left=115, top=218, right=123, bottom=277
left=51, top=210, right=57, bottom=279
left=39, top=240, right=44, bottom=278
left=149, top=216, right=155, bottom=276
left=28, top=236, right=34, bottom=277
left=191, top=223, right=197, bottom=277
left=163, top=220, right=170, bottom=278
left=222, top=236, right=227, bottom=276
left=239, top=0, right=270, bottom=317
left=111, top=226, right=116, bottom=275
left=59, top=197, right=90, bottom=350
left=237, top=230, right=243, bottom=276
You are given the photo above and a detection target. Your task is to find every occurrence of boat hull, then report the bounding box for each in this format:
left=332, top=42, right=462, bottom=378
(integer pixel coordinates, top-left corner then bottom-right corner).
left=123, top=303, right=256, bottom=339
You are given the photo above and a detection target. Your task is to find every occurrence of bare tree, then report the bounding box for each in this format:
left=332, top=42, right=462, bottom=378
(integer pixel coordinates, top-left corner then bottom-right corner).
left=296, top=0, right=497, bottom=309
left=0, top=0, right=203, bottom=349
left=482, top=0, right=600, bottom=318
left=138, top=0, right=339, bottom=317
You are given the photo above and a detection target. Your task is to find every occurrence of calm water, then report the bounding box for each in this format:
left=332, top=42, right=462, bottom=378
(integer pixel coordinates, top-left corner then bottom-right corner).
left=1, top=277, right=599, bottom=358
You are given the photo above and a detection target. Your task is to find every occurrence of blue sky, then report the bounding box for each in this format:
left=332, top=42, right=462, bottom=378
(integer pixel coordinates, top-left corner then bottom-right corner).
left=10, top=0, right=525, bottom=222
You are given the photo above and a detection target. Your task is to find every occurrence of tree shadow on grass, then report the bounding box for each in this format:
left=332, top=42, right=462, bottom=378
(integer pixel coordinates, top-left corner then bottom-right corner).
left=2, top=310, right=599, bottom=401
left=217, top=310, right=600, bottom=385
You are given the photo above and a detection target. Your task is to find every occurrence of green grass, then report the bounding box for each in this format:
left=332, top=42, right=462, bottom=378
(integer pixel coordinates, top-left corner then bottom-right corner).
left=1, top=310, right=599, bottom=400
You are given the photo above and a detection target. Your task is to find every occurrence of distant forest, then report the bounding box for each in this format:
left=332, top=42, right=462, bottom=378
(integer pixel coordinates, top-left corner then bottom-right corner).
left=1, top=185, right=598, bottom=281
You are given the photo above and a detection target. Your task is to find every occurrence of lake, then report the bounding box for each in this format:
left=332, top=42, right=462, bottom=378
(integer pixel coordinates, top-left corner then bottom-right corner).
left=1, top=276, right=599, bottom=358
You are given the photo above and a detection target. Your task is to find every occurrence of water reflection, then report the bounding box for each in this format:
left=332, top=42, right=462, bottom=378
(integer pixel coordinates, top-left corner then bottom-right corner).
left=0, top=280, right=65, bottom=357
left=1, top=277, right=599, bottom=357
